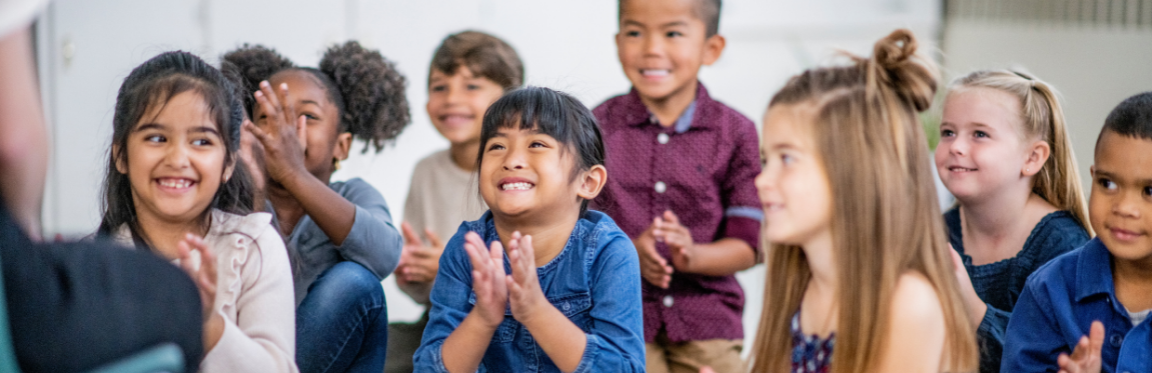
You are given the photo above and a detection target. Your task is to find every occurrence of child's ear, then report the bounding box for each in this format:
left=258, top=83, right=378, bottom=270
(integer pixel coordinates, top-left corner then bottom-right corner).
left=701, top=34, right=726, bottom=66
left=333, top=132, right=353, bottom=161
left=1022, top=140, right=1051, bottom=177
left=576, top=165, right=608, bottom=200
left=222, top=158, right=236, bottom=183
left=1089, top=165, right=1096, bottom=178
left=113, top=144, right=127, bottom=174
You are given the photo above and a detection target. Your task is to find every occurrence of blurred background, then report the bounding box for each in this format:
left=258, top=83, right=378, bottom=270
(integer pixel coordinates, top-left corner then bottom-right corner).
left=28, top=0, right=1152, bottom=351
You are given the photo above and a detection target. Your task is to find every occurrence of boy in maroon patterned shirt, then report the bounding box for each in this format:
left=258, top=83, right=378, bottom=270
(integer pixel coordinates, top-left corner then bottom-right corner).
left=590, top=0, right=762, bottom=372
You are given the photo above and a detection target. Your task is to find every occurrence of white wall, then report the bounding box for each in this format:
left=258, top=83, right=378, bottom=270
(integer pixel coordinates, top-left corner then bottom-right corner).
left=35, top=0, right=940, bottom=349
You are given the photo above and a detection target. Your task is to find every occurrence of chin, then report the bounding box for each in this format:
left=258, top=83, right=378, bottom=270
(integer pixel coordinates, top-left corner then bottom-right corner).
left=1102, top=238, right=1152, bottom=262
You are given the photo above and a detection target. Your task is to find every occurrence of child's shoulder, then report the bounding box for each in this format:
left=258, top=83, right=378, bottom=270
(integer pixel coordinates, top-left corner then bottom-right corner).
left=891, top=271, right=945, bottom=324
left=210, top=209, right=274, bottom=239
left=580, top=210, right=637, bottom=259
left=1023, top=238, right=1103, bottom=297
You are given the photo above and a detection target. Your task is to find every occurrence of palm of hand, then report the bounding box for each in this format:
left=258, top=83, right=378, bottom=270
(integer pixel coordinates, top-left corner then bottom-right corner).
left=463, top=232, right=508, bottom=327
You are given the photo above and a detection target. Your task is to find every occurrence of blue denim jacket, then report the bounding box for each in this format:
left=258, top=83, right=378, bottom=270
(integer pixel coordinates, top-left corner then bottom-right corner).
left=413, top=210, right=645, bottom=373
left=1002, top=238, right=1152, bottom=373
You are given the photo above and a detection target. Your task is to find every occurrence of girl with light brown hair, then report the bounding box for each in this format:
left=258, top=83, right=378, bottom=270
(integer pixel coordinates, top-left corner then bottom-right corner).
left=750, top=29, right=978, bottom=373
left=936, top=70, right=1092, bottom=373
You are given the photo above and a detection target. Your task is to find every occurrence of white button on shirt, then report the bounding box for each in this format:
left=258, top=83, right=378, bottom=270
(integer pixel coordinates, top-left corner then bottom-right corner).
left=662, top=295, right=674, bottom=308
left=654, top=181, right=666, bottom=193
left=657, top=133, right=669, bottom=144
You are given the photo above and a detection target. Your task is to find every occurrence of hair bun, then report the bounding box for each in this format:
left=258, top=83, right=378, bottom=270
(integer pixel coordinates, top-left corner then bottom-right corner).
left=320, top=41, right=410, bottom=152
left=221, top=44, right=295, bottom=115
left=870, top=29, right=937, bottom=112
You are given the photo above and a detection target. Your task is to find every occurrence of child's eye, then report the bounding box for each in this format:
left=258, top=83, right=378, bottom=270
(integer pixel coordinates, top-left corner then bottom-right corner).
left=781, top=154, right=795, bottom=165
left=487, top=143, right=505, bottom=151
left=974, top=131, right=989, bottom=138
left=191, top=138, right=213, bottom=146
left=466, top=84, right=480, bottom=90
left=625, top=30, right=640, bottom=37
left=1144, top=186, right=1152, bottom=197
left=529, top=141, right=547, bottom=148
left=940, top=129, right=955, bottom=137
left=666, top=31, right=683, bottom=37
left=145, top=135, right=166, bottom=143
left=1098, top=178, right=1117, bottom=191
left=430, top=85, right=446, bottom=92
left=303, top=114, right=318, bottom=120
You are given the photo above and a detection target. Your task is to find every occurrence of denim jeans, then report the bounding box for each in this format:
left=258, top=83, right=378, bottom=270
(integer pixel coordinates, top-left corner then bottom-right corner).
left=296, top=261, right=388, bottom=373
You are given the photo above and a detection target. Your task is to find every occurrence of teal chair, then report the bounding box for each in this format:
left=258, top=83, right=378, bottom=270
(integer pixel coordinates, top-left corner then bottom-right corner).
left=0, top=250, right=185, bottom=373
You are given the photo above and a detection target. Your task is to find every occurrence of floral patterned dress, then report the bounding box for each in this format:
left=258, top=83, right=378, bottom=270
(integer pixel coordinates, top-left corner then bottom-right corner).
left=791, top=312, right=834, bottom=373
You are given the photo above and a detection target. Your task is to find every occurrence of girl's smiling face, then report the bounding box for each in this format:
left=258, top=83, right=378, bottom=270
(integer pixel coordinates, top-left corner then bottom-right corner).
left=479, top=127, right=584, bottom=220
left=255, top=70, right=351, bottom=182
left=755, top=104, right=832, bottom=246
left=117, top=90, right=232, bottom=224
left=935, top=87, right=1035, bottom=202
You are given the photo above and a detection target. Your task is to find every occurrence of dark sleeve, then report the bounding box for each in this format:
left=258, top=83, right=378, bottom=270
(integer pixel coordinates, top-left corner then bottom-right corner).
left=1, top=207, right=204, bottom=372
left=1000, top=271, right=1067, bottom=373
left=719, top=118, right=763, bottom=253
left=976, top=305, right=1010, bottom=373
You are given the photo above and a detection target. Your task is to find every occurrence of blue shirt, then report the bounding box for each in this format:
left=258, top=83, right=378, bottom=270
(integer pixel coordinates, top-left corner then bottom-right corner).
left=1002, top=238, right=1152, bottom=373
left=274, top=178, right=402, bottom=305
left=945, top=208, right=1089, bottom=373
left=413, top=210, right=645, bottom=373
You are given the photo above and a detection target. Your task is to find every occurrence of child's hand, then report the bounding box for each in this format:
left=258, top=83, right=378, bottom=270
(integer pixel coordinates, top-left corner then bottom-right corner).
left=176, top=233, right=217, bottom=322
left=635, top=220, right=673, bottom=288
left=505, top=232, right=550, bottom=325
left=395, top=222, right=445, bottom=304
left=244, top=81, right=308, bottom=184
left=1057, top=321, right=1105, bottom=373
left=655, top=211, right=697, bottom=273
left=948, top=244, right=987, bottom=327
left=239, top=118, right=267, bottom=190
left=463, top=231, right=508, bottom=329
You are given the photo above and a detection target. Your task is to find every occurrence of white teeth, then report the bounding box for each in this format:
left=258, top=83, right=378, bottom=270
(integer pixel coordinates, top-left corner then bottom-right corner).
left=502, top=182, right=533, bottom=191
left=642, top=69, right=670, bottom=77
left=159, top=179, right=192, bottom=188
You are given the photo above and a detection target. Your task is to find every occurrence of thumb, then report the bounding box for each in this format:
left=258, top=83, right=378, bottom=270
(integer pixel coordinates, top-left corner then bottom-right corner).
left=425, top=228, right=444, bottom=248
left=296, top=114, right=307, bottom=150
left=1088, top=321, right=1105, bottom=353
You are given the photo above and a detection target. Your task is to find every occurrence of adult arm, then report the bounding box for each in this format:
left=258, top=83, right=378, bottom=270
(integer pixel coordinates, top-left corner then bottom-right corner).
left=0, top=26, right=47, bottom=240
left=200, top=224, right=298, bottom=372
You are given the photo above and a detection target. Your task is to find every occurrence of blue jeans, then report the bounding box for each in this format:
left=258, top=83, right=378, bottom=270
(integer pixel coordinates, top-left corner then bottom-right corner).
left=296, top=261, right=388, bottom=373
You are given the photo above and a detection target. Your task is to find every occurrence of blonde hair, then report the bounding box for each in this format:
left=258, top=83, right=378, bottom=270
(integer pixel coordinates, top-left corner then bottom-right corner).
left=750, top=29, right=978, bottom=373
left=949, top=70, right=1092, bottom=235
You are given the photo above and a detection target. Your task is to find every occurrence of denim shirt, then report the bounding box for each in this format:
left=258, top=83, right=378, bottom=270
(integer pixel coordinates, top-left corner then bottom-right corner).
left=1002, top=238, right=1152, bottom=373
left=413, top=210, right=645, bottom=373
left=945, top=208, right=1089, bottom=373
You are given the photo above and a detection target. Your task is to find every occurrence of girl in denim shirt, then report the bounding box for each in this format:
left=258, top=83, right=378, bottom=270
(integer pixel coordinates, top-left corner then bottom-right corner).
left=413, top=87, right=645, bottom=373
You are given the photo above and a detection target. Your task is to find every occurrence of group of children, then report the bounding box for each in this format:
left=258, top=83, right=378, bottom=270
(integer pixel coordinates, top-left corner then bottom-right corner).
left=78, top=0, right=1152, bottom=372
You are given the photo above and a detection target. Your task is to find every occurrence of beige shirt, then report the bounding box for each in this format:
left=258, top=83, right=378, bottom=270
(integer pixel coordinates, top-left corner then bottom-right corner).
left=403, top=149, right=487, bottom=244
left=113, top=209, right=298, bottom=373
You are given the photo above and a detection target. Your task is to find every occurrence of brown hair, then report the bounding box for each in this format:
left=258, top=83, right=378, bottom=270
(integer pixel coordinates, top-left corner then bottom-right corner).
left=949, top=70, right=1092, bottom=235
left=428, top=30, right=524, bottom=91
left=751, top=29, right=978, bottom=373
left=618, top=0, right=722, bottom=37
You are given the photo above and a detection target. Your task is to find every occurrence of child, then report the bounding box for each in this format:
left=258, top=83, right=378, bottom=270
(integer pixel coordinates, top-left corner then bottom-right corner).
left=223, top=42, right=409, bottom=373
left=1002, top=91, right=1152, bottom=373
left=592, top=0, right=761, bottom=371
left=96, top=51, right=297, bottom=372
left=936, top=70, right=1091, bottom=373
left=413, top=87, right=645, bottom=372
left=750, top=29, right=978, bottom=372
left=387, top=30, right=523, bottom=373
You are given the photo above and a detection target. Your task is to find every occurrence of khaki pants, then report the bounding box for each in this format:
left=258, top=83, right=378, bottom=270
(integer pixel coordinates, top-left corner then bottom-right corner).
left=645, top=334, right=745, bottom=373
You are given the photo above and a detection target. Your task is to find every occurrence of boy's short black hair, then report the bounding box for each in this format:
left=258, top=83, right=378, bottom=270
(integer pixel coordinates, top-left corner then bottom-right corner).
left=1097, top=91, right=1152, bottom=149
left=476, top=86, right=606, bottom=215
left=619, top=0, right=722, bottom=37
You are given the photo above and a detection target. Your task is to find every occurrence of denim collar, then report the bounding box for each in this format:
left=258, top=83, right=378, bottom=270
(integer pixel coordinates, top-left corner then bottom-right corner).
left=1075, top=238, right=1116, bottom=303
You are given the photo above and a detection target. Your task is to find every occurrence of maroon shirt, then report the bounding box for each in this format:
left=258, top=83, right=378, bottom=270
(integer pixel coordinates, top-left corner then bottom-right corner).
left=590, top=83, right=762, bottom=343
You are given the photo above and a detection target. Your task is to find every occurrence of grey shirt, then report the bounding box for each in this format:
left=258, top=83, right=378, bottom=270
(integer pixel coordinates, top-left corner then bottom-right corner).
left=276, top=177, right=402, bottom=305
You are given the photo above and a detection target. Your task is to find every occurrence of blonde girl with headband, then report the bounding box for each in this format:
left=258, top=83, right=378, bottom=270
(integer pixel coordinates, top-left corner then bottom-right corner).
left=751, top=29, right=978, bottom=373
left=936, top=70, right=1091, bottom=373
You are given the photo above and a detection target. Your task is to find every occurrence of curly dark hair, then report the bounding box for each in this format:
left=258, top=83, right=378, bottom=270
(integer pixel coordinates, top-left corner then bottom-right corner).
left=221, top=42, right=410, bottom=154
left=320, top=41, right=410, bottom=153
left=220, top=44, right=295, bottom=118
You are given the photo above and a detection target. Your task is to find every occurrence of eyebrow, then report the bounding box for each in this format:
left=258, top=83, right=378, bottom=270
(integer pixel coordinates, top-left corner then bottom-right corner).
left=299, top=100, right=323, bottom=107
left=189, top=126, right=221, bottom=136
left=1094, top=169, right=1152, bottom=184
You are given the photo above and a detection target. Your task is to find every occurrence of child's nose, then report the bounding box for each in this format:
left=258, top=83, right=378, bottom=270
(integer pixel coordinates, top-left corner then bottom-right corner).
left=164, top=143, right=191, bottom=168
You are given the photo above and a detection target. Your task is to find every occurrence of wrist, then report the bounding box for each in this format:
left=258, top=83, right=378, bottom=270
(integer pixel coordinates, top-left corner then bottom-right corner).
left=467, top=308, right=503, bottom=330
left=203, top=311, right=225, bottom=353
left=517, top=301, right=558, bottom=330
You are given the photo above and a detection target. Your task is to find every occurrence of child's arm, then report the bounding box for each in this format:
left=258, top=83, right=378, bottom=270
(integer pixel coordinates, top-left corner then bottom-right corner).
left=247, top=82, right=401, bottom=278
left=507, top=232, right=645, bottom=372
left=420, top=232, right=508, bottom=373
left=655, top=211, right=756, bottom=276
left=875, top=273, right=948, bottom=373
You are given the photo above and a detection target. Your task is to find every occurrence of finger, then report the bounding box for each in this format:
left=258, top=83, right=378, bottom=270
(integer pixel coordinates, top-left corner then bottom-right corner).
left=488, top=240, right=504, bottom=264
left=464, top=231, right=485, bottom=251
left=401, top=222, right=423, bottom=245
left=295, top=112, right=307, bottom=150
left=255, top=82, right=281, bottom=125
left=663, top=210, right=680, bottom=226
left=244, top=121, right=272, bottom=145
left=277, top=83, right=297, bottom=130
left=425, top=228, right=444, bottom=248
left=191, top=234, right=216, bottom=286
left=1088, top=321, right=1105, bottom=353
left=463, top=242, right=488, bottom=272
left=403, top=266, right=433, bottom=282
left=520, top=235, right=535, bottom=266
left=176, top=240, right=195, bottom=274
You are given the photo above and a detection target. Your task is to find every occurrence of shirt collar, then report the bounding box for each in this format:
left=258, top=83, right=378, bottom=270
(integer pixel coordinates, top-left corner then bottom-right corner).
left=1075, top=237, right=1116, bottom=302
left=623, top=82, right=714, bottom=131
